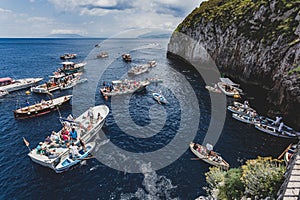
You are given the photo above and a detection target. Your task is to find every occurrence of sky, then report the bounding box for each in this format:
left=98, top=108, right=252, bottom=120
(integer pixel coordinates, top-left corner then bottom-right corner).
left=0, top=0, right=202, bottom=38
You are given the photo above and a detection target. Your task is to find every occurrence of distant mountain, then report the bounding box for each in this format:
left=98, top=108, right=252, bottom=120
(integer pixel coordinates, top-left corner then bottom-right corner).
left=138, top=32, right=172, bottom=39
left=47, top=34, right=85, bottom=38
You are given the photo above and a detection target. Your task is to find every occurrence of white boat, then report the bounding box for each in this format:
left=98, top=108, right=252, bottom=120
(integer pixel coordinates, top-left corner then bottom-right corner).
left=0, top=77, right=43, bottom=92
left=190, top=142, right=229, bottom=170
left=58, top=61, right=86, bottom=75
left=254, top=123, right=299, bottom=139
left=60, top=78, right=87, bottom=90
left=14, top=95, right=72, bottom=119
left=148, top=77, right=163, bottom=84
left=232, top=113, right=260, bottom=124
left=31, top=73, right=82, bottom=93
left=60, top=53, right=77, bottom=60
left=205, top=85, right=221, bottom=93
left=100, top=79, right=150, bottom=97
left=153, top=92, right=168, bottom=104
left=122, top=53, right=132, bottom=62
left=55, top=142, right=95, bottom=173
left=96, top=52, right=108, bottom=58
left=217, top=78, right=242, bottom=97
left=128, top=65, right=149, bottom=76
left=27, top=105, right=109, bottom=170
left=0, top=90, right=8, bottom=98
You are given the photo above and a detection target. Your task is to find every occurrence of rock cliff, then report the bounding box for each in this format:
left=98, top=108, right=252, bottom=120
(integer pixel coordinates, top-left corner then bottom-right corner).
left=168, top=0, right=300, bottom=129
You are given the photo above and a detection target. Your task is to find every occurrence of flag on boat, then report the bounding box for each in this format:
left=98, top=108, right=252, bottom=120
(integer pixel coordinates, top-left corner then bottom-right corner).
left=23, top=137, right=29, bottom=147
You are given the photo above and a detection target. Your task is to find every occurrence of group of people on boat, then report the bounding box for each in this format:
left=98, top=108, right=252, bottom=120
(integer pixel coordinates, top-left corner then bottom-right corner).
left=101, top=80, right=141, bottom=93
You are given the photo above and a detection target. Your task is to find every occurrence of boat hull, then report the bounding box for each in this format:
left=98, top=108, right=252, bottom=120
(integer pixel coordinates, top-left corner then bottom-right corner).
left=14, top=95, right=72, bottom=119
left=0, top=78, right=43, bottom=92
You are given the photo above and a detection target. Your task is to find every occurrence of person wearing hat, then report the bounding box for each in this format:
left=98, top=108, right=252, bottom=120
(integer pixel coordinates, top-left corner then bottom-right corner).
left=36, top=142, right=43, bottom=154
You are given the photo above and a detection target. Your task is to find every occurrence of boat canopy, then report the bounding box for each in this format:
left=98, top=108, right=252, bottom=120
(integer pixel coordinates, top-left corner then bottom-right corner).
left=61, top=61, right=74, bottom=65
left=219, top=78, right=239, bottom=86
left=0, top=77, right=13, bottom=83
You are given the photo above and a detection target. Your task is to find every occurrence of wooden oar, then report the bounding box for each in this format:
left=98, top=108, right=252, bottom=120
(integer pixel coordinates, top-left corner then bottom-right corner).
left=78, top=156, right=94, bottom=160
left=278, top=143, right=293, bottom=160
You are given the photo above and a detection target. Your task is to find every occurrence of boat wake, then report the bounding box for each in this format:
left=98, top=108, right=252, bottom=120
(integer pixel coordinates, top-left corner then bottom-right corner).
left=120, top=163, right=178, bottom=200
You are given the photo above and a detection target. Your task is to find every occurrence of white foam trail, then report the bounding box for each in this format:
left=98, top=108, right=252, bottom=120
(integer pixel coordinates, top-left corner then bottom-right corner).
left=120, top=163, right=178, bottom=200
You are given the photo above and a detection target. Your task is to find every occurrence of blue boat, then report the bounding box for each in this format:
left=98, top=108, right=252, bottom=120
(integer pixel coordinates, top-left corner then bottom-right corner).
left=55, top=142, right=95, bottom=173
left=152, top=92, right=167, bottom=104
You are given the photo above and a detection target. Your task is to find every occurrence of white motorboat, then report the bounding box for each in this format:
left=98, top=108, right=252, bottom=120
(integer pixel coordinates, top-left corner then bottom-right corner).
left=96, top=52, right=108, bottom=58
left=0, top=77, right=43, bottom=92
left=31, top=73, right=82, bottom=93
left=190, top=142, right=229, bottom=170
left=60, top=53, right=77, bottom=60
left=27, top=105, right=109, bottom=170
left=217, top=78, right=242, bottom=97
left=153, top=92, right=168, bottom=104
left=100, top=79, right=150, bottom=97
left=205, top=85, right=221, bottom=93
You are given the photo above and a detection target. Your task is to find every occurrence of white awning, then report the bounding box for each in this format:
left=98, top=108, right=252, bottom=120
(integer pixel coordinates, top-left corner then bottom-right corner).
left=219, top=78, right=239, bottom=86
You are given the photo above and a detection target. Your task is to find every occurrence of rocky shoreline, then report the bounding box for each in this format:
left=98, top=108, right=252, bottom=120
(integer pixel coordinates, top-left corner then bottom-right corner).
left=168, top=0, right=300, bottom=129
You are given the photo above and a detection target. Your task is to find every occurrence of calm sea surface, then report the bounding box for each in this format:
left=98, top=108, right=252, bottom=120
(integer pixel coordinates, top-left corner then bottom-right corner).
left=0, top=38, right=296, bottom=200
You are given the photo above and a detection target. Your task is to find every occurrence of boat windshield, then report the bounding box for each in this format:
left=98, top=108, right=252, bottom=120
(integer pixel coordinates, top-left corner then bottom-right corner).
left=0, top=77, right=13, bottom=85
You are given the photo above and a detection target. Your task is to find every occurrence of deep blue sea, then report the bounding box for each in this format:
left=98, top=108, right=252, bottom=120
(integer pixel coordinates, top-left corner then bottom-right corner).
left=0, top=38, right=297, bottom=200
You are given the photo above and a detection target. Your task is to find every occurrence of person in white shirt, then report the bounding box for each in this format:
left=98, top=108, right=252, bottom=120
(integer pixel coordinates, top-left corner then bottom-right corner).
left=69, top=143, right=79, bottom=160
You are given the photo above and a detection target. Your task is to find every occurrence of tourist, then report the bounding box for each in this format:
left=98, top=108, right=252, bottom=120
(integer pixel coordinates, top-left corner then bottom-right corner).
left=273, top=116, right=282, bottom=126
left=278, top=122, right=284, bottom=132
left=79, top=138, right=86, bottom=152
left=88, top=107, right=94, bottom=124
left=69, top=127, right=78, bottom=141
left=50, top=131, right=60, bottom=143
left=36, top=142, right=43, bottom=154
left=97, top=113, right=103, bottom=121
left=69, top=142, right=79, bottom=160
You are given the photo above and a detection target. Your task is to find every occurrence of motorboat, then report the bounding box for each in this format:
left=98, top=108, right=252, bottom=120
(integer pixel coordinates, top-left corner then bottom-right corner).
left=0, top=77, right=43, bottom=92
left=100, top=79, right=150, bottom=97
left=55, top=142, right=95, bottom=173
left=190, top=142, right=229, bottom=170
left=60, top=53, right=77, bottom=60
left=128, top=65, right=149, bottom=76
left=205, top=85, right=221, bottom=93
left=122, top=53, right=132, bottom=62
left=152, top=92, right=167, bottom=104
left=96, top=52, right=108, bottom=58
left=58, top=61, right=86, bottom=74
left=13, top=95, right=72, bottom=119
left=217, top=78, right=242, bottom=97
left=31, top=73, right=82, bottom=94
left=27, top=105, right=109, bottom=170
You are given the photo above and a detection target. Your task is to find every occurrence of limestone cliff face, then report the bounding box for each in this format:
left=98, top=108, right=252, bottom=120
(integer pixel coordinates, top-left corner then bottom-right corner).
left=168, top=0, right=300, bottom=128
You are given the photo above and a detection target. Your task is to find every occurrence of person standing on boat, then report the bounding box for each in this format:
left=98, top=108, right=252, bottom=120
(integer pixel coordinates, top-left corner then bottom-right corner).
left=273, top=116, right=282, bottom=126
left=69, top=143, right=79, bottom=160
left=88, top=107, right=94, bottom=124
left=278, top=122, right=284, bottom=132
left=69, top=127, right=78, bottom=141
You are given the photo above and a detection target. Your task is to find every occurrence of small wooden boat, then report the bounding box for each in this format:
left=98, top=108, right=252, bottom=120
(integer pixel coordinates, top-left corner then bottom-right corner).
left=0, top=90, right=8, bottom=98
left=100, top=80, right=150, bottom=97
left=217, top=78, right=242, bottom=97
left=0, top=77, right=43, bottom=92
left=27, top=105, right=109, bottom=170
left=60, top=53, right=77, bottom=60
left=13, top=95, right=72, bottom=119
left=232, top=113, right=260, bottom=124
left=55, top=142, right=95, bottom=173
left=122, top=53, right=132, bottom=62
left=153, top=92, right=167, bottom=104
left=97, top=52, right=108, bottom=58
left=190, top=142, right=229, bottom=170
left=205, top=85, right=221, bottom=93
left=254, top=123, right=299, bottom=139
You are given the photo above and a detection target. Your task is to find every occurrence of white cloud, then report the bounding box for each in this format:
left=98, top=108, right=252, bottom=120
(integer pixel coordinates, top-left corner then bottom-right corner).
left=50, top=29, right=84, bottom=35
left=0, top=8, right=12, bottom=13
